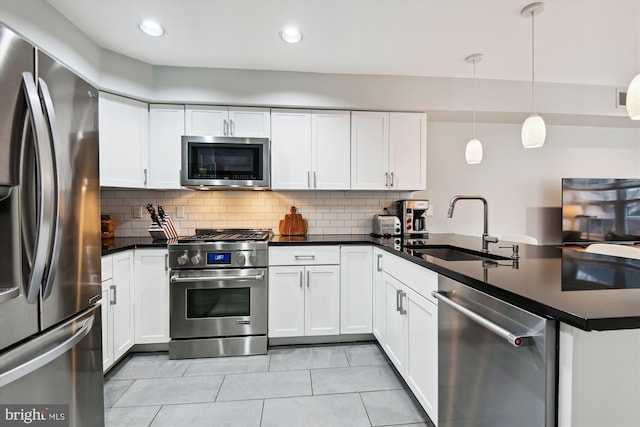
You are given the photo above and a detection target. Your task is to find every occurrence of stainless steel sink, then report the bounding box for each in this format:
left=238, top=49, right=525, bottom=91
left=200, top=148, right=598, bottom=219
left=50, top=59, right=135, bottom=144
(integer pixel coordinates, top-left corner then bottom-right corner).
left=408, top=245, right=512, bottom=262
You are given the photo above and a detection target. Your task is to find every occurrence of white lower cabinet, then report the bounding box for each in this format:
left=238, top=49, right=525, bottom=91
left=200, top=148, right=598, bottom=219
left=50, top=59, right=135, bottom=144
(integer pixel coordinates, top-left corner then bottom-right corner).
left=340, top=246, right=373, bottom=334
left=134, top=249, right=170, bottom=344
left=268, top=246, right=340, bottom=338
left=102, top=251, right=135, bottom=372
left=375, top=251, right=439, bottom=425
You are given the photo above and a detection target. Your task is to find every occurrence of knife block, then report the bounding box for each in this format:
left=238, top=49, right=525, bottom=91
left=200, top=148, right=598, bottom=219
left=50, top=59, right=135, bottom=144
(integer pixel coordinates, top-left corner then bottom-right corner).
left=148, top=215, right=179, bottom=240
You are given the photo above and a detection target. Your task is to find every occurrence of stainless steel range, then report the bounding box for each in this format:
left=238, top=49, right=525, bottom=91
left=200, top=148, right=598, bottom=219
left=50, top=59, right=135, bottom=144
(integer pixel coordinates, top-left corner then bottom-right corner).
left=168, top=229, right=271, bottom=359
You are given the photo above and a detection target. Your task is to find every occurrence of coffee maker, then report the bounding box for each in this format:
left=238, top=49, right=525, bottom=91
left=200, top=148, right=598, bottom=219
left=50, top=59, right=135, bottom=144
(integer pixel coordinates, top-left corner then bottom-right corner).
left=396, top=200, right=429, bottom=237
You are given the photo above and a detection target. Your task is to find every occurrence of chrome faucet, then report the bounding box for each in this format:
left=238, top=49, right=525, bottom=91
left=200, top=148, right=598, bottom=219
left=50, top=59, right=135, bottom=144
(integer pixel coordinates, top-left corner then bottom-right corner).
left=447, top=195, right=499, bottom=252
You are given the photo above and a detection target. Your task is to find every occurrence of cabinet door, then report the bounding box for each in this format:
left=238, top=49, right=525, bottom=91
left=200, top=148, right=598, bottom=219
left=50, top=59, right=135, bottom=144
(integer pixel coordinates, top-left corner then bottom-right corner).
left=270, top=109, right=312, bottom=189
left=148, top=105, right=184, bottom=189
left=268, top=266, right=305, bottom=337
left=305, top=265, right=340, bottom=336
left=112, top=251, right=135, bottom=361
left=229, top=107, right=271, bottom=137
left=185, top=105, right=227, bottom=136
left=389, top=112, right=427, bottom=190
left=372, top=249, right=386, bottom=343
left=340, top=246, right=373, bottom=334
left=350, top=111, right=389, bottom=190
left=99, top=92, right=149, bottom=188
left=405, top=286, right=438, bottom=423
left=384, top=272, right=407, bottom=373
left=312, top=110, right=350, bottom=190
left=101, top=284, right=113, bottom=372
left=134, top=249, right=170, bottom=344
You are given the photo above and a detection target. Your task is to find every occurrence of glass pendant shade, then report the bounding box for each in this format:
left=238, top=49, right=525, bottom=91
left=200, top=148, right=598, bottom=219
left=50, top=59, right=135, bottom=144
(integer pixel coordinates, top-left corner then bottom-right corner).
left=521, top=113, right=546, bottom=148
left=626, top=73, right=640, bottom=120
left=465, top=138, right=483, bottom=164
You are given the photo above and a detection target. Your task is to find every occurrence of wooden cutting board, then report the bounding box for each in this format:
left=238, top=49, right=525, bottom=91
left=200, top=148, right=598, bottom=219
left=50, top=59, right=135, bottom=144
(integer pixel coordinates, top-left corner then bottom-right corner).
left=279, top=206, right=308, bottom=236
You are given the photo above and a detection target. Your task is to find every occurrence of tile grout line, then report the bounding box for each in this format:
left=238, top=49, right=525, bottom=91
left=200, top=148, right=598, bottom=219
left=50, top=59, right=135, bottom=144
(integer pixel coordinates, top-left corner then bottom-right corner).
left=357, top=392, right=374, bottom=427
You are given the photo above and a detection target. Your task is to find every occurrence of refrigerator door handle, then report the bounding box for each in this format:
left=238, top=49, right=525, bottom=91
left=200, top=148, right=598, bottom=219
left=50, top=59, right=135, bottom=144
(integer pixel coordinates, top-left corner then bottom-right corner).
left=37, top=78, right=61, bottom=300
left=0, top=314, right=94, bottom=387
left=20, top=72, right=56, bottom=304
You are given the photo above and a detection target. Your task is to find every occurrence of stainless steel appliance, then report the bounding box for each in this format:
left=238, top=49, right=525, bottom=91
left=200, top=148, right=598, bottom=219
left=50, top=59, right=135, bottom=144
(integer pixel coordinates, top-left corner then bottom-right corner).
left=168, top=229, right=271, bottom=359
left=372, top=214, right=401, bottom=236
left=0, top=23, right=103, bottom=425
left=181, top=135, right=270, bottom=189
left=396, top=200, right=429, bottom=236
left=434, top=276, right=556, bottom=427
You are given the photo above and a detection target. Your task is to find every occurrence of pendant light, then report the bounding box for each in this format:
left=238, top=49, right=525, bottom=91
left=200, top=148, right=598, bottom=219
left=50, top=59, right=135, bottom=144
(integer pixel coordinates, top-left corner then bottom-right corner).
left=465, top=53, right=483, bottom=164
left=626, top=73, right=640, bottom=120
left=521, top=2, right=546, bottom=148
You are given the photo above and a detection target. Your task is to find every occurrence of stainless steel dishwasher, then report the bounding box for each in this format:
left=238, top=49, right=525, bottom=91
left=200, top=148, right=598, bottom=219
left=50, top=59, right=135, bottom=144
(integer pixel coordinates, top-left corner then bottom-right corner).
left=433, top=276, right=557, bottom=427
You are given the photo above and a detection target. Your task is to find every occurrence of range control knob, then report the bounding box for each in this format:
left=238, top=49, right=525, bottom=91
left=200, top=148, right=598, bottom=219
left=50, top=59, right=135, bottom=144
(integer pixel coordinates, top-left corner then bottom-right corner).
left=177, top=252, right=190, bottom=266
left=236, top=253, right=246, bottom=265
left=191, top=252, right=203, bottom=265
left=249, top=253, right=259, bottom=265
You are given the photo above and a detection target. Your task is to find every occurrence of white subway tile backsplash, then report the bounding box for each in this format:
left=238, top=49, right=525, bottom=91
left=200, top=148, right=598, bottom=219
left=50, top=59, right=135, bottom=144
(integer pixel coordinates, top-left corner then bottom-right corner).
left=100, top=189, right=412, bottom=237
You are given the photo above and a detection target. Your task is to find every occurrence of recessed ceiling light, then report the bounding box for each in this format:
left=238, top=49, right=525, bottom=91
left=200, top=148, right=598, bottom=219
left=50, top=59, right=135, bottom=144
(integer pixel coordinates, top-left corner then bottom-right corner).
left=139, top=20, right=165, bottom=37
left=280, top=27, right=302, bottom=44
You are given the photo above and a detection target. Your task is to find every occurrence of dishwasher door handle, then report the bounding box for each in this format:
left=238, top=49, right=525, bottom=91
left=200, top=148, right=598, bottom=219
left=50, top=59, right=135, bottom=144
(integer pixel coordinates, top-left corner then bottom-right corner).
left=432, top=291, right=532, bottom=347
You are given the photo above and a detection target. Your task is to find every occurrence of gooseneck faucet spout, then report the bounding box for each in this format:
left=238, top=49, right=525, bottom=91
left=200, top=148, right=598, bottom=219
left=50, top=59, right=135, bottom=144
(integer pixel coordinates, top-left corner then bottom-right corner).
left=447, top=195, right=498, bottom=252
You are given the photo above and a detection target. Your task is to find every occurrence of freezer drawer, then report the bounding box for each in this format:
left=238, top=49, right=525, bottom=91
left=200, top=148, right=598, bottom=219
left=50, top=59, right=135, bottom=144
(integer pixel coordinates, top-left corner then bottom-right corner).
left=0, top=304, right=104, bottom=426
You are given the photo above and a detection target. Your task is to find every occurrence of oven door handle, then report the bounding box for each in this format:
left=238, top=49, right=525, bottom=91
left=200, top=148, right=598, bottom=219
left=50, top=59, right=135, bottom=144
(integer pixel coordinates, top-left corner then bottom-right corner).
left=170, top=272, right=265, bottom=283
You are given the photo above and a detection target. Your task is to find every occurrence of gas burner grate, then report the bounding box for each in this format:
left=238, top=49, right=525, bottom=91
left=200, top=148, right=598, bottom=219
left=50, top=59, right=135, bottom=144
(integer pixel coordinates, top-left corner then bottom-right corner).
left=177, top=229, right=272, bottom=243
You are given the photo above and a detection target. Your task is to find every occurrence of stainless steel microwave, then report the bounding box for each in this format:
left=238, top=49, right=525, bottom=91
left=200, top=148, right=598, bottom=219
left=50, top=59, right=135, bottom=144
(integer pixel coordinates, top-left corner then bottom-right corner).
left=181, top=136, right=271, bottom=189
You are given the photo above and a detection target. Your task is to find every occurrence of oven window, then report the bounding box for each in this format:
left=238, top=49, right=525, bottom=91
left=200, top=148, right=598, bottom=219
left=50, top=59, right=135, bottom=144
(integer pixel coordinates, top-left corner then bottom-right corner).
left=186, top=288, right=250, bottom=318
left=188, top=143, right=263, bottom=180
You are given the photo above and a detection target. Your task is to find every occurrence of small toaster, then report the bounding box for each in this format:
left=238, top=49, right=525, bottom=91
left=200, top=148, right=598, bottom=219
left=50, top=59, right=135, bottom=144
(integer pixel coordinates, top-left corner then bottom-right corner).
left=372, top=214, right=401, bottom=236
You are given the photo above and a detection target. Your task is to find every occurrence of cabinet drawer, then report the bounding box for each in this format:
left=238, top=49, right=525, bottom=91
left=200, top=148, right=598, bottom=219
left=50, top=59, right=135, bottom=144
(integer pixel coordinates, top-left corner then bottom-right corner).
left=269, top=246, right=340, bottom=265
left=384, top=254, right=437, bottom=305
left=102, top=255, right=113, bottom=282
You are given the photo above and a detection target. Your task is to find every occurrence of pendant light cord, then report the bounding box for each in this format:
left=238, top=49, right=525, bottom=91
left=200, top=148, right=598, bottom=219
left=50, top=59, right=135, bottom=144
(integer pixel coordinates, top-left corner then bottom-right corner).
left=531, top=11, right=536, bottom=114
left=473, top=60, right=477, bottom=137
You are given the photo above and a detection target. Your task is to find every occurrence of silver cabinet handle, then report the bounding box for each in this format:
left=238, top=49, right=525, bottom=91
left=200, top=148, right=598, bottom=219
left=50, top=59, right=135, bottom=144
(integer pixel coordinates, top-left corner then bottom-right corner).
left=0, top=287, right=20, bottom=303
left=390, top=172, right=395, bottom=187
left=396, top=289, right=402, bottom=312
left=165, top=254, right=169, bottom=271
left=307, top=171, right=311, bottom=188
left=385, top=172, right=389, bottom=187
left=37, top=78, right=62, bottom=300
left=223, top=119, right=229, bottom=136
left=21, top=72, right=56, bottom=305
left=299, top=270, right=303, bottom=287
left=306, top=270, right=310, bottom=288
left=313, top=171, right=317, bottom=188
left=295, top=255, right=315, bottom=260
left=110, top=284, right=116, bottom=305
left=230, top=119, right=235, bottom=136
left=171, top=273, right=265, bottom=283
left=432, top=291, right=532, bottom=347
left=376, top=254, right=383, bottom=271
left=0, top=315, right=94, bottom=387
left=399, top=291, right=407, bottom=315
left=143, top=168, right=148, bottom=186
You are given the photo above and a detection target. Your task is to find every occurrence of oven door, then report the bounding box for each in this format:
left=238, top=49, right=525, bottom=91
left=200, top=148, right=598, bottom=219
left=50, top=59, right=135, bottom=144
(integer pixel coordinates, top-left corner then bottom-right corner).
left=181, top=136, right=270, bottom=189
left=170, top=268, right=267, bottom=339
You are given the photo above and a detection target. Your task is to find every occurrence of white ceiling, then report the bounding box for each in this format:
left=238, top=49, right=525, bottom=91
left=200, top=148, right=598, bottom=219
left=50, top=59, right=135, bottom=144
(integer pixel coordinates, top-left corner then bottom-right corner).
left=46, top=0, right=640, bottom=87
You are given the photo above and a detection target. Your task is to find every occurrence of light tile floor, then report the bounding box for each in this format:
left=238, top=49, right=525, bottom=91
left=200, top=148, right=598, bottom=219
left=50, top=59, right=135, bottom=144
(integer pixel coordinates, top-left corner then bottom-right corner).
left=104, top=343, right=435, bottom=427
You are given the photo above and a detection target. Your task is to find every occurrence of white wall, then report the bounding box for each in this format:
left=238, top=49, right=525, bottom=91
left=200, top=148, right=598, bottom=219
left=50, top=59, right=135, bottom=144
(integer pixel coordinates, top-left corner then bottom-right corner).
left=420, top=122, right=640, bottom=244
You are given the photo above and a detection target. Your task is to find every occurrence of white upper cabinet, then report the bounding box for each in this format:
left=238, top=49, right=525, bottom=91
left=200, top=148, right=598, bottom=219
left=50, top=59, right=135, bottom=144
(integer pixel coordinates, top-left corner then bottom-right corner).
left=185, top=105, right=270, bottom=137
left=351, top=111, right=427, bottom=190
left=99, top=92, right=149, bottom=188
left=271, top=108, right=350, bottom=190
left=148, top=105, right=184, bottom=189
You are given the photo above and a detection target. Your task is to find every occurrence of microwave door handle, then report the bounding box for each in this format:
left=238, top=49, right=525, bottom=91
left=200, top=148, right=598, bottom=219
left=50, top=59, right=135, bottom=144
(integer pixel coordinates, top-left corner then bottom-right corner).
left=20, top=72, right=55, bottom=304
left=37, top=78, right=61, bottom=300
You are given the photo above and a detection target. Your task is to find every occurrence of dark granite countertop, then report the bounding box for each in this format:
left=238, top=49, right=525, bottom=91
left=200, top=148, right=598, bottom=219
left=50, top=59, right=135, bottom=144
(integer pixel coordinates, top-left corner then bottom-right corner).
left=104, top=232, right=640, bottom=331
left=101, top=237, right=170, bottom=255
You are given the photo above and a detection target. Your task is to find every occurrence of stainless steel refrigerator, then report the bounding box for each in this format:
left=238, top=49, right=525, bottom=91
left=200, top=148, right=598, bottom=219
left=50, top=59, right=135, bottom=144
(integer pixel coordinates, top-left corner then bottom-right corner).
left=0, top=22, right=104, bottom=426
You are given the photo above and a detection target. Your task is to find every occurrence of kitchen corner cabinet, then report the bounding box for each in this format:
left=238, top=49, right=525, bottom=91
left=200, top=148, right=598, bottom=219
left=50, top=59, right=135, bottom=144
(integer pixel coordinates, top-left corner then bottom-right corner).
left=268, top=247, right=340, bottom=337
left=185, top=105, right=270, bottom=137
left=99, top=92, right=149, bottom=188
left=340, top=246, right=373, bottom=334
left=148, top=105, right=184, bottom=189
left=351, top=111, right=427, bottom=190
left=102, top=251, right=135, bottom=372
left=271, top=109, right=350, bottom=190
left=375, top=251, right=438, bottom=423
left=134, top=249, right=170, bottom=344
